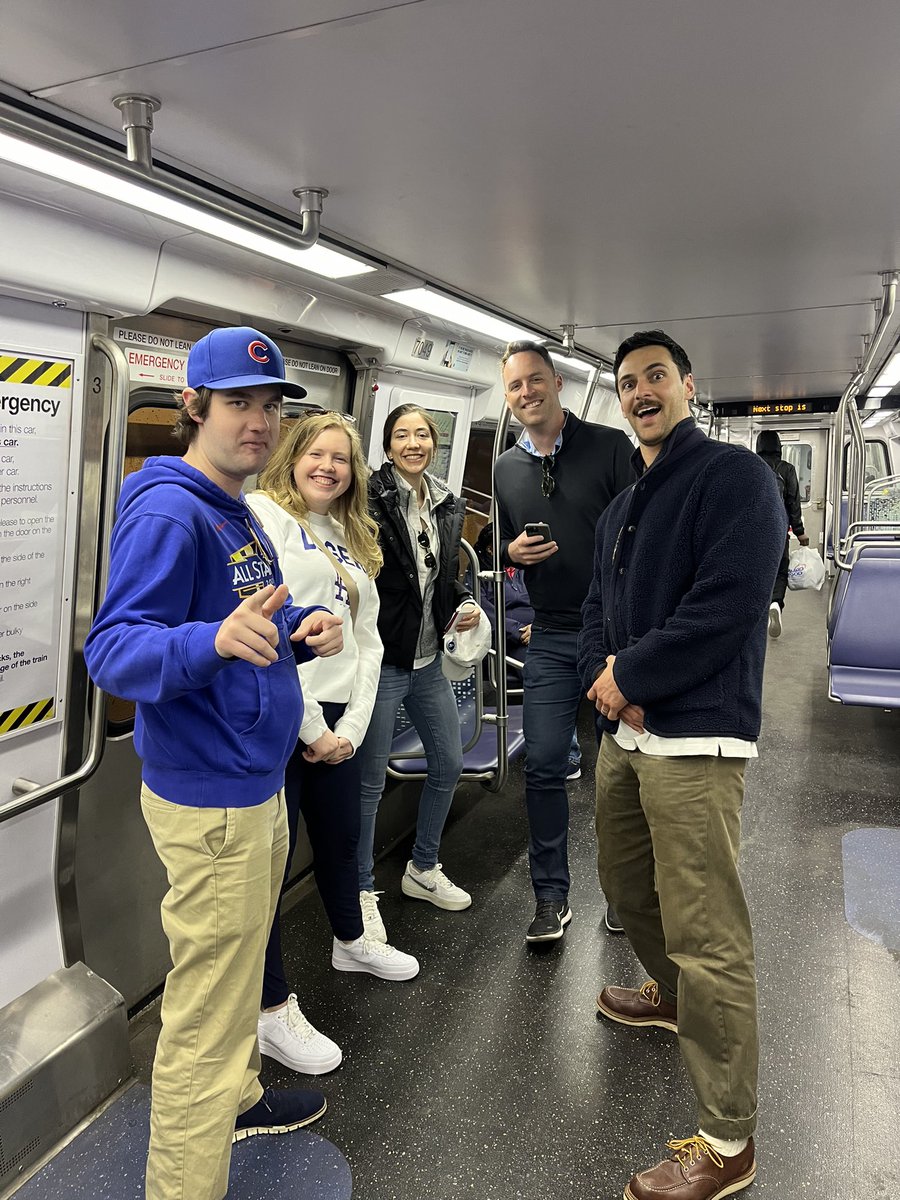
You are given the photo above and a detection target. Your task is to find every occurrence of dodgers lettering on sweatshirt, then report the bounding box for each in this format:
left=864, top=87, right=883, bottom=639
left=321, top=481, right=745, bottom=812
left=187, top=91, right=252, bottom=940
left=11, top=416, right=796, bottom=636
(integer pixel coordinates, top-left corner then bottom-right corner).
left=84, top=457, right=327, bottom=808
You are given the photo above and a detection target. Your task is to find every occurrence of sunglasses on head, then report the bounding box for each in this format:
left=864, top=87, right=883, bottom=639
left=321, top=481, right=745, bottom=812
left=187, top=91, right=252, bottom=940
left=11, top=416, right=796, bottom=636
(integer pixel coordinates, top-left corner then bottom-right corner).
left=541, top=455, right=556, bottom=498
left=297, top=405, right=356, bottom=425
left=417, top=528, right=437, bottom=570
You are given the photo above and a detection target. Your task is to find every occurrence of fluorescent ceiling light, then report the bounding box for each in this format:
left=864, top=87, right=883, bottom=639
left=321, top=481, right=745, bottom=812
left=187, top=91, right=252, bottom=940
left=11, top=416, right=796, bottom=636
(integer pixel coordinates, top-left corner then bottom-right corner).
left=866, top=386, right=891, bottom=398
left=599, top=369, right=615, bottom=383
left=549, top=353, right=597, bottom=375
left=862, top=409, right=894, bottom=426
left=383, top=287, right=535, bottom=343
left=0, top=131, right=374, bottom=280
left=872, top=350, right=900, bottom=391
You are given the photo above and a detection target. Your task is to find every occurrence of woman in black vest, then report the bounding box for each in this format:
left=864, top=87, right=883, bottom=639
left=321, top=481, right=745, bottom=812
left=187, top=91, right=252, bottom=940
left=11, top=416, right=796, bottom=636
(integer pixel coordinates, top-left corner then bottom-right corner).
left=356, top=404, right=483, bottom=945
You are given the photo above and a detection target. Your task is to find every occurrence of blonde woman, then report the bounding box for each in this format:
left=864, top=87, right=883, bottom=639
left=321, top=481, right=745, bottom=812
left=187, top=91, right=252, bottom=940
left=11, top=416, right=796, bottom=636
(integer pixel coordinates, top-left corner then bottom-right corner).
left=248, top=411, right=419, bottom=1078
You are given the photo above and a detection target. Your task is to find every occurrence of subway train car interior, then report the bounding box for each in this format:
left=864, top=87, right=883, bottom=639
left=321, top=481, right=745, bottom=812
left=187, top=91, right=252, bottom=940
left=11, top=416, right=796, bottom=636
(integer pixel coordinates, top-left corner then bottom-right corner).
left=1, top=3, right=899, bottom=1198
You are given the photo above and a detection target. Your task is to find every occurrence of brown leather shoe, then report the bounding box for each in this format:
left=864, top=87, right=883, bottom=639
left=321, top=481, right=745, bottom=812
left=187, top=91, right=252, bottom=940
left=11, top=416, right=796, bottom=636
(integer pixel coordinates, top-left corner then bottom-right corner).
left=625, top=1135, right=756, bottom=1200
left=596, top=981, right=678, bottom=1032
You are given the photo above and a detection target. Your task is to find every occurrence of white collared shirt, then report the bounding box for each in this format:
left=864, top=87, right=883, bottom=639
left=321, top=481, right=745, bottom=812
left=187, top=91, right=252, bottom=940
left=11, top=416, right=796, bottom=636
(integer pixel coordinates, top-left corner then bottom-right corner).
left=613, top=727, right=758, bottom=759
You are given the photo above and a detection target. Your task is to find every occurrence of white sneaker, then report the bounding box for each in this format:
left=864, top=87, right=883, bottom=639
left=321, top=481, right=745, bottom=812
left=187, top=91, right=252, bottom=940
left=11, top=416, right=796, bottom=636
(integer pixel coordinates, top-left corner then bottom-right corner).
left=400, top=861, right=472, bottom=911
left=768, top=602, right=783, bottom=639
left=257, top=994, right=342, bottom=1074
left=359, top=889, right=387, bottom=943
left=331, top=935, right=420, bottom=980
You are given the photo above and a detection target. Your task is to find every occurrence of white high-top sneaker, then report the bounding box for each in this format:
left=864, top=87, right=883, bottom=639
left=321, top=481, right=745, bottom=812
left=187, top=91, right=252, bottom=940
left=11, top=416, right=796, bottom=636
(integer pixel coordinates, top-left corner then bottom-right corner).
left=257, top=994, right=342, bottom=1074
left=331, top=936, right=420, bottom=980
left=359, top=889, right=387, bottom=943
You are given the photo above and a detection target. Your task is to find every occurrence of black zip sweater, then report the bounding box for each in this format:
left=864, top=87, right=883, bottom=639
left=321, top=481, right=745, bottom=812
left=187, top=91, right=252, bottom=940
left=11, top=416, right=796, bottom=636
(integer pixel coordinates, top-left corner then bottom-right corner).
left=369, top=462, right=471, bottom=670
left=577, top=419, right=787, bottom=740
left=494, top=413, right=635, bottom=631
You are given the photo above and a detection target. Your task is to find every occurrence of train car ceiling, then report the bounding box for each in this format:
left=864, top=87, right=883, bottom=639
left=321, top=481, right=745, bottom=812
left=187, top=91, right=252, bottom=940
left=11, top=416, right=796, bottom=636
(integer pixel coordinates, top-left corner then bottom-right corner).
left=1, top=0, right=900, bottom=401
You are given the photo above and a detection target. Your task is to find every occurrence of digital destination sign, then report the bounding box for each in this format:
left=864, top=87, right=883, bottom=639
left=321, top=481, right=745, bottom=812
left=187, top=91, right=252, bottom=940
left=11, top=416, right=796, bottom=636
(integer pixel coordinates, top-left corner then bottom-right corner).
left=713, top=397, right=841, bottom=418
left=749, top=401, right=812, bottom=416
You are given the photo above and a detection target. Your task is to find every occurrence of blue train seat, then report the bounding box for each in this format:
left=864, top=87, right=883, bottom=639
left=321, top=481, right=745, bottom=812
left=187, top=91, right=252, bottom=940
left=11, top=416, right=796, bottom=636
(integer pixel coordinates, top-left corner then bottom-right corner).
left=829, top=544, right=900, bottom=706
left=388, top=676, right=526, bottom=775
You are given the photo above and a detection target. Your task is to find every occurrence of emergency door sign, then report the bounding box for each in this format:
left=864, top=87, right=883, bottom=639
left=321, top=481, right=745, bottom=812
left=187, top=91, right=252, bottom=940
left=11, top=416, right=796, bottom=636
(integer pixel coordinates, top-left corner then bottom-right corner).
left=0, top=351, right=73, bottom=738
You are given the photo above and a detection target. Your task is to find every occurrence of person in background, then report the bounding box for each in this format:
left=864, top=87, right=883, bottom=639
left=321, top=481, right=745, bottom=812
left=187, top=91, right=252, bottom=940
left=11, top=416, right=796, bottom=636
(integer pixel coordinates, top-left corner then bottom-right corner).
left=357, top=404, right=484, bottom=940
left=755, top=429, right=809, bottom=638
left=579, top=329, right=786, bottom=1200
left=248, top=411, right=420, bottom=1078
left=494, top=341, right=635, bottom=943
left=472, top=522, right=581, bottom=780
left=83, top=327, right=344, bottom=1200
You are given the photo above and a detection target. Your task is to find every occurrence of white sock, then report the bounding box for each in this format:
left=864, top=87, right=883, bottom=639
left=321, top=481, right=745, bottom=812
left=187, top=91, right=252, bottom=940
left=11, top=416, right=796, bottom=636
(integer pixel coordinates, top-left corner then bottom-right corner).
left=698, top=1129, right=749, bottom=1158
left=339, top=936, right=364, bottom=948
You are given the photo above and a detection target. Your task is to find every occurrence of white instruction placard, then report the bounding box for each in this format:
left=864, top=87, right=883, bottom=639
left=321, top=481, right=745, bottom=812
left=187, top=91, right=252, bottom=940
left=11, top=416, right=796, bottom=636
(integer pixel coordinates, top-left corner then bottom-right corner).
left=0, top=350, right=73, bottom=737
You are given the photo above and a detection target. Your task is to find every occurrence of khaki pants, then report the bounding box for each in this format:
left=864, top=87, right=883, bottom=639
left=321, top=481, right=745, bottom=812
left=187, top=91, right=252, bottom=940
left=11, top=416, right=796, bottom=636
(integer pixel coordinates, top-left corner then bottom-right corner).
left=141, top=784, right=289, bottom=1200
left=595, top=737, right=758, bottom=1139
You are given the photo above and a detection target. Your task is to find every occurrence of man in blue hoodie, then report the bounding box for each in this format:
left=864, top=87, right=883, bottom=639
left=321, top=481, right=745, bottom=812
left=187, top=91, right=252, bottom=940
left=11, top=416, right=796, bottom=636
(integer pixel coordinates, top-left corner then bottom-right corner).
left=577, top=331, right=786, bottom=1200
left=84, top=327, right=343, bottom=1200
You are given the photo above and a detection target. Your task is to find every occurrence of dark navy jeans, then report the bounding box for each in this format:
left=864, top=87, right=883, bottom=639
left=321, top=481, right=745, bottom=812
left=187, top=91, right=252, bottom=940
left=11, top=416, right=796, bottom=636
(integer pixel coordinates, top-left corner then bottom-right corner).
left=522, top=627, right=584, bottom=902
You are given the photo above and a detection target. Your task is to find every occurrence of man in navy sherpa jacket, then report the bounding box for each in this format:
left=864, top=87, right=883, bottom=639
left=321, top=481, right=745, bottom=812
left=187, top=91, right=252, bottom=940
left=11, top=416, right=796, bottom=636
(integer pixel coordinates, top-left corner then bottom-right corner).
left=577, top=331, right=786, bottom=1200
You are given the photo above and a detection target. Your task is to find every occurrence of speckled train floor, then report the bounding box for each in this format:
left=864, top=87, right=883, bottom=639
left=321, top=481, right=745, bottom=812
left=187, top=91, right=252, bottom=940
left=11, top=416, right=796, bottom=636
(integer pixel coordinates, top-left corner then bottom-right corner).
left=121, top=587, right=900, bottom=1199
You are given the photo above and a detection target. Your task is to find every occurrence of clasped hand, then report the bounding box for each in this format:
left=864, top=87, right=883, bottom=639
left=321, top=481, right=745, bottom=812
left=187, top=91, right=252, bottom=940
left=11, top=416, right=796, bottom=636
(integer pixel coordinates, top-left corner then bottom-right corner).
left=303, top=729, right=354, bottom=764
left=586, top=654, right=645, bottom=732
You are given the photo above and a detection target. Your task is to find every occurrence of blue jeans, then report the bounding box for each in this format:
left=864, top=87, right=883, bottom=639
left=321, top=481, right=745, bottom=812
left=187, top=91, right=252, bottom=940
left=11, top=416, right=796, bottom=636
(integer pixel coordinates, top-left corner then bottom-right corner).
left=357, top=656, right=464, bottom=892
left=523, top=627, right=583, bottom=901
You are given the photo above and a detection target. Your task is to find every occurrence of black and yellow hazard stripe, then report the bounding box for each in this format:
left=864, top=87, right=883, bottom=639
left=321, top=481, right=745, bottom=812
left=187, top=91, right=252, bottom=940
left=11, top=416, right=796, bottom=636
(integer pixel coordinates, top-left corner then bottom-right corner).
left=0, top=697, right=56, bottom=735
left=0, top=354, right=72, bottom=388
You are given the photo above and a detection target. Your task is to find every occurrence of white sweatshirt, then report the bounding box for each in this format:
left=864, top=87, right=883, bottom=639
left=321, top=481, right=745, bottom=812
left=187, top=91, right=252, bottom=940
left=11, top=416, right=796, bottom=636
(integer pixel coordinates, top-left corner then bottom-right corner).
left=246, top=492, right=383, bottom=752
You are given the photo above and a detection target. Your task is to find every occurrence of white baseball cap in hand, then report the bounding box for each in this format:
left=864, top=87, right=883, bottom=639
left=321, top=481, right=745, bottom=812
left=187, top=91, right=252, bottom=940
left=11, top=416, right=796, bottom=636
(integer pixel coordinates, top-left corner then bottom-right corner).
left=441, top=608, right=491, bottom=681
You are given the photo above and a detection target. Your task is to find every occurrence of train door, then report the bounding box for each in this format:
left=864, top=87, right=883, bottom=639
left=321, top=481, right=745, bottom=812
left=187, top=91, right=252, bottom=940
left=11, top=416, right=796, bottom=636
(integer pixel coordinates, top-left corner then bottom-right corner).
left=366, top=377, right=475, bottom=494
left=0, top=297, right=90, bottom=1008
left=765, top=426, right=830, bottom=552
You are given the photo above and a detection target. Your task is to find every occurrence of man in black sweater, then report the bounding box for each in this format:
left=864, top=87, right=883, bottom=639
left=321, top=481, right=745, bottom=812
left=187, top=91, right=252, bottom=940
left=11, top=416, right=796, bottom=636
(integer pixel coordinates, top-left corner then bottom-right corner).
left=494, top=341, right=634, bottom=943
left=578, top=330, right=785, bottom=1200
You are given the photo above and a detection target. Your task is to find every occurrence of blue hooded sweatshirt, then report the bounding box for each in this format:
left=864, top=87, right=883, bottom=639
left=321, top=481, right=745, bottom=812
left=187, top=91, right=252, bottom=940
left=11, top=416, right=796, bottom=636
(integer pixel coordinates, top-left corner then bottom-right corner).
left=84, top=456, right=327, bottom=807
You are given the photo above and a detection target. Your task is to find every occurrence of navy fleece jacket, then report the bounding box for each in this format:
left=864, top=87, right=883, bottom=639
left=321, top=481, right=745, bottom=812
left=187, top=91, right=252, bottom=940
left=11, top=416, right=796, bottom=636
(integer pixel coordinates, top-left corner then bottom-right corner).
left=84, top=457, right=327, bottom=807
left=577, top=420, right=787, bottom=740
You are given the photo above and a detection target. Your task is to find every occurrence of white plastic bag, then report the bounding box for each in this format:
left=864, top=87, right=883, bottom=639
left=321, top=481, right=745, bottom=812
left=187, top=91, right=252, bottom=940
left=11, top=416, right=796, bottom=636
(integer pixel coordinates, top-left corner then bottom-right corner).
left=787, top=545, right=825, bottom=591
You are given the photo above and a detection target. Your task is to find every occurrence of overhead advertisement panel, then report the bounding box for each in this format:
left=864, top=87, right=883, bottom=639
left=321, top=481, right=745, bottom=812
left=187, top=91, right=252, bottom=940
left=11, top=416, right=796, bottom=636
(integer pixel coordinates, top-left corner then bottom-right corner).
left=0, top=350, right=74, bottom=738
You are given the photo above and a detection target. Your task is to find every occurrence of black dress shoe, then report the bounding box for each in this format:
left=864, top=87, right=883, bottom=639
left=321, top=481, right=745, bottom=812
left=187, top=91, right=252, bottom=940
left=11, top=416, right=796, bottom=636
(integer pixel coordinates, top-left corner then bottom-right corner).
left=526, top=898, right=572, bottom=942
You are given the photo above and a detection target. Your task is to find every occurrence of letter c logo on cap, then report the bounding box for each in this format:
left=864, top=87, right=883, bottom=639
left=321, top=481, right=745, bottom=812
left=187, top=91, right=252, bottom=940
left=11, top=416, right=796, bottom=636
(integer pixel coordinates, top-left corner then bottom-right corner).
left=248, top=340, right=270, bottom=363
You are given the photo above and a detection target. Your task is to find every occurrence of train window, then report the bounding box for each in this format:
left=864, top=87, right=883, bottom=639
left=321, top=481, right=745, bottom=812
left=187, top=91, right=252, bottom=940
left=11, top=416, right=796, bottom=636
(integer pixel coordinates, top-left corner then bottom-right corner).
left=841, top=439, right=890, bottom=489
left=420, top=408, right=456, bottom=483
left=782, top=442, right=813, bottom=504
left=461, top=424, right=516, bottom=515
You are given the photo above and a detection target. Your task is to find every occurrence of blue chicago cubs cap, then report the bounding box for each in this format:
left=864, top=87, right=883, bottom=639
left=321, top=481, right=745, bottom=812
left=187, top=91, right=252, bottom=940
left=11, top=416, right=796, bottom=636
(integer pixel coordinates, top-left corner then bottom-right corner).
left=187, top=326, right=307, bottom=398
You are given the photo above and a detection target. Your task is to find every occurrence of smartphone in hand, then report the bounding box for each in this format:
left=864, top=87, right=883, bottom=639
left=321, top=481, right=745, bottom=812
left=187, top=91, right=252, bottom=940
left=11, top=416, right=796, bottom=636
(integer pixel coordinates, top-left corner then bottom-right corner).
left=524, top=522, right=552, bottom=544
